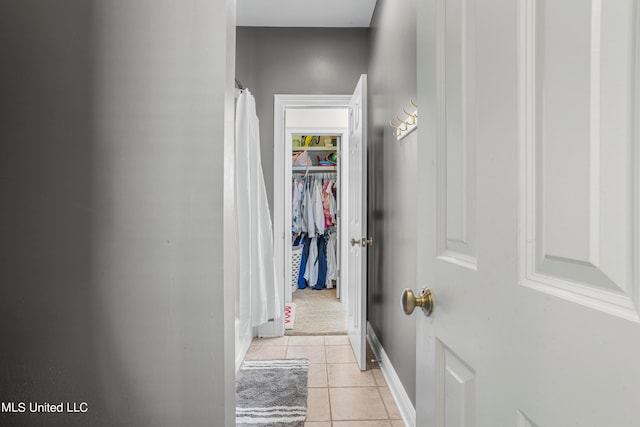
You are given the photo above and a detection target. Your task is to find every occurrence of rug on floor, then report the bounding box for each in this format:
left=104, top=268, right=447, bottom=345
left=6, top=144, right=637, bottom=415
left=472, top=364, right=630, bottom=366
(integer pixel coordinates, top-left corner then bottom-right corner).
left=286, top=287, right=347, bottom=335
left=236, top=359, right=309, bottom=426
left=284, top=303, right=296, bottom=329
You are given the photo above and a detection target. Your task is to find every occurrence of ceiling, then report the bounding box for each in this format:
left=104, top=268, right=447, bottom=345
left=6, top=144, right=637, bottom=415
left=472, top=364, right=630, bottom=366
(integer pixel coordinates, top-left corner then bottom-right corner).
left=237, top=0, right=378, bottom=27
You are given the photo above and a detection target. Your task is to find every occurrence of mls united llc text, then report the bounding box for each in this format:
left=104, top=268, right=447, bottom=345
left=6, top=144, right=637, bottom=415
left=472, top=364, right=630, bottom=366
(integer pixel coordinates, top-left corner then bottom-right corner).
left=2, top=402, right=88, bottom=413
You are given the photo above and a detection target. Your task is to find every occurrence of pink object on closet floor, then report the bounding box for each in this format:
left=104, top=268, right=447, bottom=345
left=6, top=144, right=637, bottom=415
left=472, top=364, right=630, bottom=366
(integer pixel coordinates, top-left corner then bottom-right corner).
left=284, top=303, right=296, bottom=329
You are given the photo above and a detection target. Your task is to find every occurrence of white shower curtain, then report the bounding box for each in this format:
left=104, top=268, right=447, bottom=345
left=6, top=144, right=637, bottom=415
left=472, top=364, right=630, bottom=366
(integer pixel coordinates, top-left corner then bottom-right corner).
left=235, top=88, right=281, bottom=327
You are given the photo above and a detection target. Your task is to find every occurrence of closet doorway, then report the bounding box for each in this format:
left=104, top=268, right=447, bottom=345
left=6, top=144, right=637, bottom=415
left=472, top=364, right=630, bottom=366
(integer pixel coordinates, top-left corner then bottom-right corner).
left=267, top=76, right=368, bottom=370
left=288, top=127, right=344, bottom=337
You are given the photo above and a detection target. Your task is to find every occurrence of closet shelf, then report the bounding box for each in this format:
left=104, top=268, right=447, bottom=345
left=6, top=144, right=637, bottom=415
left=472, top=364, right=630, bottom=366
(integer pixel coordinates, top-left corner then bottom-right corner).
left=292, top=146, right=337, bottom=152
left=292, top=166, right=337, bottom=172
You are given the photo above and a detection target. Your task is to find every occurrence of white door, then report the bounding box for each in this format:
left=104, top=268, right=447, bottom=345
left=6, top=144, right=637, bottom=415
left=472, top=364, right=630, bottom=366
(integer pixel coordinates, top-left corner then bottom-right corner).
left=413, top=1, right=640, bottom=426
left=346, top=74, right=368, bottom=371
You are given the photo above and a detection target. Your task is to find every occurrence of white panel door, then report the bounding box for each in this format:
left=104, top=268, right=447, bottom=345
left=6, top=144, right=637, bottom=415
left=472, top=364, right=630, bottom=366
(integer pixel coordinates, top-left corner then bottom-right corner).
left=415, top=0, right=640, bottom=426
left=347, top=74, right=368, bottom=371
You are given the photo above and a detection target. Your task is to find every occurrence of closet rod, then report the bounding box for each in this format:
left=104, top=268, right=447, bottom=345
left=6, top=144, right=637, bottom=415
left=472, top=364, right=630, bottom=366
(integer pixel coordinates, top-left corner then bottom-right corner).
left=292, top=167, right=337, bottom=173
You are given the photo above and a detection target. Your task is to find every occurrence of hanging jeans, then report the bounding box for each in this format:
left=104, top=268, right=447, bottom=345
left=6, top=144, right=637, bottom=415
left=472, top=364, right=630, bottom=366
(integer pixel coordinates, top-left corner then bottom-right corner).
left=314, top=235, right=328, bottom=290
left=297, top=235, right=311, bottom=289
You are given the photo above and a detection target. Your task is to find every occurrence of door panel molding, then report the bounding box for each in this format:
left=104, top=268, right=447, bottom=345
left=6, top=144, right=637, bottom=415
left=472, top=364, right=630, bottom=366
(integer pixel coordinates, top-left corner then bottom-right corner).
left=517, top=0, right=640, bottom=322
left=436, top=0, right=478, bottom=270
left=435, top=340, right=476, bottom=427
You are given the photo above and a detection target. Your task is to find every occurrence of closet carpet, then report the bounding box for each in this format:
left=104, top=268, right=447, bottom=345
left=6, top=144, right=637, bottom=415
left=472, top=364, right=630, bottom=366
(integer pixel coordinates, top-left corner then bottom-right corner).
left=286, top=287, right=347, bottom=336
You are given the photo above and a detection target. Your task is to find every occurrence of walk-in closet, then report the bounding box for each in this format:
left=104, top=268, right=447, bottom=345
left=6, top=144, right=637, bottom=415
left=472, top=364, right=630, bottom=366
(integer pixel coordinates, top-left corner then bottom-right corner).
left=286, top=134, right=347, bottom=335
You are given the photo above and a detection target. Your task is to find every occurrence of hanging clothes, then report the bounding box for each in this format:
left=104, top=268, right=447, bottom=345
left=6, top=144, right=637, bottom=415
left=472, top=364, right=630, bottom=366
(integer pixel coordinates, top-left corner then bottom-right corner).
left=304, top=236, right=319, bottom=287
left=325, top=231, right=338, bottom=288
left=292, top=178, right=304, bottom=235
left=323, top=180, right=336, bottom=228
left=304, top=179, right=315, bottom=237
left=312, top=179, right=325, bottom=235
left=315, top=235, right=328, bottom=290
left=294, top=174, right=337, bottom=238
left=292, top=173, right=338, bottom=290
left=236, top=89, right=281, bottom=327
left=297, top=234, right=311, bottom=289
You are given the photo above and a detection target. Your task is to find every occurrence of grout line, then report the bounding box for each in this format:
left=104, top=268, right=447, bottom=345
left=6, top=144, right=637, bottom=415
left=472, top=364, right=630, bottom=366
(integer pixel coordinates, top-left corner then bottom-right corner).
left=306, top=342, right=398, bottom=424
left=322, top=343, right=332, bottom=422
left=327, top=374, right=334, bottom=420
left=376, top=383, right=392, bottom=420
left=324, top=351, right=330, bottom=389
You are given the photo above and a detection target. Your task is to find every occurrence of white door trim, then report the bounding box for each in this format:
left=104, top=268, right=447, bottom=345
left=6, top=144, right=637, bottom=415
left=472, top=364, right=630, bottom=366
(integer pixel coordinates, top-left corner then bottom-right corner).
left=260, top=94, right=352, bottom=338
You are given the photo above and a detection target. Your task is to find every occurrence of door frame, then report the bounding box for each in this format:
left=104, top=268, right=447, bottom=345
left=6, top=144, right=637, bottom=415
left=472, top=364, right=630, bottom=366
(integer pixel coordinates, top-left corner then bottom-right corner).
left=260, top=94, right=352, bottom=337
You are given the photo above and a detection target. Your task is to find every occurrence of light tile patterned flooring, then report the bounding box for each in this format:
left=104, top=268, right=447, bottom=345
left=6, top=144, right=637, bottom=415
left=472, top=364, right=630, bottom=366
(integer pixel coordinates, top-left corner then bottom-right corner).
left=245, top=335, right=406, bottom=426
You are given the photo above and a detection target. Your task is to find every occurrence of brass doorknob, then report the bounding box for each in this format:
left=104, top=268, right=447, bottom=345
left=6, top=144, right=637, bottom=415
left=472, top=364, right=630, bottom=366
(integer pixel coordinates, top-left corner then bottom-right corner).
left=351, top=237, right=372, bottom=247
left=401, top=288, right=434, bottom=316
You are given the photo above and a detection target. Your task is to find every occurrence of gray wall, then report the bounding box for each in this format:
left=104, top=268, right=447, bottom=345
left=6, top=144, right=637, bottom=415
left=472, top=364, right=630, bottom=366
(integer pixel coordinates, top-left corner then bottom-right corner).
left=236, top=27, right=370, bottom=214
left=367, top=0, right=418, bottom=405
left=0, top=1, right=235, bottom=425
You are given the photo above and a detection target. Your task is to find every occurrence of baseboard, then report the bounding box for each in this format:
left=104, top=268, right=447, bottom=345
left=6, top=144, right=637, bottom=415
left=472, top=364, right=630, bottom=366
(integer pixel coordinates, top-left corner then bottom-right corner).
left=257, top=317, right=284, bottom=338
left=367, top=322, right=416, bottom=427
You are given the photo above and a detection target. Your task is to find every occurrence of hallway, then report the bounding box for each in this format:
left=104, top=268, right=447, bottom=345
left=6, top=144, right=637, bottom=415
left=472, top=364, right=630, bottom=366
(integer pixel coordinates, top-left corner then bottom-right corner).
left=244, top=336, right=406, bottom=426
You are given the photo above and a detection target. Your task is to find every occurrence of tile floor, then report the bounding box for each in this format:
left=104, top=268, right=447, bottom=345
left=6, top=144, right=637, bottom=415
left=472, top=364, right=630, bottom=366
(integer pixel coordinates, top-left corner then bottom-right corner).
left=245, top=335, right=406, bottom=427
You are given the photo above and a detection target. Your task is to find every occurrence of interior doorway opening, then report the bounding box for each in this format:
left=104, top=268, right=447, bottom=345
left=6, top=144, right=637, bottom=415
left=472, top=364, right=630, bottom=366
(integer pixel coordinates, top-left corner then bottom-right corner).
left=262, top=75, right=368, bottom=370
left=287, top=130, right=347, bottom=336
left=268, top=102, right=351, bottom=338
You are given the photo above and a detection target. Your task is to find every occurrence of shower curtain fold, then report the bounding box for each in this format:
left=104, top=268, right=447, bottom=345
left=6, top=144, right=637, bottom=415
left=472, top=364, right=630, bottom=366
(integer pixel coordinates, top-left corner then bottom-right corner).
left=235, top=89, right=281, bottom=327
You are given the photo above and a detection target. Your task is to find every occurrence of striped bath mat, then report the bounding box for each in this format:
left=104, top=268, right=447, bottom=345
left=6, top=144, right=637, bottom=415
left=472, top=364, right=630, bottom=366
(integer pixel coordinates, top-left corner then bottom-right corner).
left=236, top=359, right=309, bottom=426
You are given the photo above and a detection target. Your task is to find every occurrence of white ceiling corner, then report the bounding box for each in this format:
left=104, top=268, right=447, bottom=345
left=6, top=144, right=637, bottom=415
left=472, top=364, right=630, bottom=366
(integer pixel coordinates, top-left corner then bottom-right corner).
left=236, top=0, right=377, bottom=28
